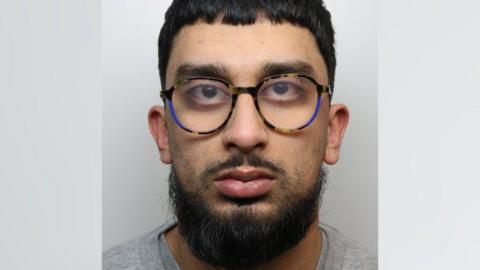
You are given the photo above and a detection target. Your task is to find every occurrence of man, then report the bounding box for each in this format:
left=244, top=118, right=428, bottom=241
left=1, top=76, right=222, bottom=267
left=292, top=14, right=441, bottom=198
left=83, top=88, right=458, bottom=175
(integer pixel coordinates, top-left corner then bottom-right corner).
left=104, top=0, right=376, bottom=269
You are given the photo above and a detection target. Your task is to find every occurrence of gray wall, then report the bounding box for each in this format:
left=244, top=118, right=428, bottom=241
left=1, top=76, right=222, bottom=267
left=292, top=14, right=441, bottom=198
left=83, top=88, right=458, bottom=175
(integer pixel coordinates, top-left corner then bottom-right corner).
left=102, top=0, right=378, bottom=253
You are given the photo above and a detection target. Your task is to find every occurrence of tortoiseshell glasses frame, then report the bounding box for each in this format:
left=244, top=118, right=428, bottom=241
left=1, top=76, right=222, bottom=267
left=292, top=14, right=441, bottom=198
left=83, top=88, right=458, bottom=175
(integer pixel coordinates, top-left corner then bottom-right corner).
left=160, top=73, right=332, bottom=135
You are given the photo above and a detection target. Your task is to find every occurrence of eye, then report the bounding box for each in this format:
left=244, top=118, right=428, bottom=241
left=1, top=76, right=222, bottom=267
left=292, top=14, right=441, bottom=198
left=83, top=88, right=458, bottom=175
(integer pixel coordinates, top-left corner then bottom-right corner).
left=260, top=80, right=304, bottom=100
left=184, top=83, right=230, bottom=105
left=198, top=85, right=220, bottom=99
left=272, top=82, right=290, bottom=95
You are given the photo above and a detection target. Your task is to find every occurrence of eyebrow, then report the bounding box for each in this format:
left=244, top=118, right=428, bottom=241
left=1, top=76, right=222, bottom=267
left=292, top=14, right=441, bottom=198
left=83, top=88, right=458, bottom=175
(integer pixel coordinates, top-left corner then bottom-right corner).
left=172, top=60, right=317, bottom=85
left=260, top=61, right=316, bottom=79
left=173, top=63, right=229, bottom=84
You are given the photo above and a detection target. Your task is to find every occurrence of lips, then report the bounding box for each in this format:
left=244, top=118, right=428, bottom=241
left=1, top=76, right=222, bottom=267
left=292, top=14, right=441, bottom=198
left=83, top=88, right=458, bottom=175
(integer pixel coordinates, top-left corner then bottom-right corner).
left=213, top=168, right=275, bottom=199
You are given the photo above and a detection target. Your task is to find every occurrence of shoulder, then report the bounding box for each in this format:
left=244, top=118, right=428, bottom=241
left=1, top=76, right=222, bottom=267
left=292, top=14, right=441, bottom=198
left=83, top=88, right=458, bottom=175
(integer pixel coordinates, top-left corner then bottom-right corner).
left=341, top=239, right=377, bottom=270
left=102, top=220, right=177, bottom=270
left=320, top=223, right=377, bottom=270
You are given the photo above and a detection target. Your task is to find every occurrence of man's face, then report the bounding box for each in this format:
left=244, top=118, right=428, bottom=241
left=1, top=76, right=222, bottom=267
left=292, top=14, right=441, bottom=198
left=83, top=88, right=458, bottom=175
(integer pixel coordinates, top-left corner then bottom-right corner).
left=165, top=19, right=330, bottom=216
left=149, top=18, right=348, bottom=268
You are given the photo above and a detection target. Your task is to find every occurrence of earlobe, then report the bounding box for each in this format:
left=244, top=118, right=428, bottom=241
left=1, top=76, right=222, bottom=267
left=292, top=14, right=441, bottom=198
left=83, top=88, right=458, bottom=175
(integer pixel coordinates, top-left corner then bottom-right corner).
left=148, top=106, right=172, bottom=164
left=323, top=104, right=349, bottom=165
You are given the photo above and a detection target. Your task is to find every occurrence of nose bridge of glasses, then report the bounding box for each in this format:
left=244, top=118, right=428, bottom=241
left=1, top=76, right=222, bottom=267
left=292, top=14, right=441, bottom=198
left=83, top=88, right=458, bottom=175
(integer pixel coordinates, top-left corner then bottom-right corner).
left=227, top=86, right=266, bottom=134
left=229, top=86, right=261, bottom=119
left=228, top=85, right=264, bottom=123
left=230, top=86, right=258, bottom=97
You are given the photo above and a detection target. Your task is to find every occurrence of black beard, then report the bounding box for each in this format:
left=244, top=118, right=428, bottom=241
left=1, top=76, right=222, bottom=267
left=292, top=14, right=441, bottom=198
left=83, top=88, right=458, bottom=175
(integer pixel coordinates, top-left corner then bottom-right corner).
left=168, top=153, right=327, bottom=270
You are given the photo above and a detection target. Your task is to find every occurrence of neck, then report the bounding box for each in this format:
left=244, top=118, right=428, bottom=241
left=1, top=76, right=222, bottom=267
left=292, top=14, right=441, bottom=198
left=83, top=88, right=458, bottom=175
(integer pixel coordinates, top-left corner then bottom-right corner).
left=165, top=218, right=322, bottom=270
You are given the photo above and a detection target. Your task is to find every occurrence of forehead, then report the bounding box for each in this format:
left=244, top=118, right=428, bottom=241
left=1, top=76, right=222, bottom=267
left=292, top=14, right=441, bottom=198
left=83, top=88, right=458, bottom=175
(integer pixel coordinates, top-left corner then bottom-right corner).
left=166, top=20, right=327, bottom=85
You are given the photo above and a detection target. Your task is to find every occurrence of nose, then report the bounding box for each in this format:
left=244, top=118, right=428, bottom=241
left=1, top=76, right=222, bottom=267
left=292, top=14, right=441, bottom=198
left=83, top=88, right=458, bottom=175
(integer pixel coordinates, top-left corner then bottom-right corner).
left=221, top=94, right=269, bottom=153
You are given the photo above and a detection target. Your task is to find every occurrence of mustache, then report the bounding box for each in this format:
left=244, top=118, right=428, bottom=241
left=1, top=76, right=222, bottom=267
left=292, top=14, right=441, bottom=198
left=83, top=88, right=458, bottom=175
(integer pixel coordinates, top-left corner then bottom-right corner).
left=200, top=153, right=286, bottom=180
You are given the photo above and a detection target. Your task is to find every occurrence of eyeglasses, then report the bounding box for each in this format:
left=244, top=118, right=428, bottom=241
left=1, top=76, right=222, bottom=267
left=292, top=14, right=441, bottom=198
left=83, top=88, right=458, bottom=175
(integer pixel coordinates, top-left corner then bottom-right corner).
left=160, top=73, right=332, bottom=135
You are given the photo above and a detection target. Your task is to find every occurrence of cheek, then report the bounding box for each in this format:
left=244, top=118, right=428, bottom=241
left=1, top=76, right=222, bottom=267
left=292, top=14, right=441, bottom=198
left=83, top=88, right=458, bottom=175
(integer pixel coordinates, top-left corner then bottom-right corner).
left=276, top=116, right=328, bottom=161
left=269, top=124, right=327, bottom=189
left=167, top=126, right=197, bottom=183
left=168, top=127, right=223, bottom=185
left=282, top=141, right=324, bottom=179
left=304, top=105, right=329, bottom=161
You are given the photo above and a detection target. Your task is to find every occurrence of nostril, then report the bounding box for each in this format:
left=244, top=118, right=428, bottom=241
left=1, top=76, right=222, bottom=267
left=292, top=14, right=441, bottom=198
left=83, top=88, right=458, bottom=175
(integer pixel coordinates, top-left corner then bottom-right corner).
left=223, top=139, right=267, bottom=153
left=221, top=121, right=269, bottom=152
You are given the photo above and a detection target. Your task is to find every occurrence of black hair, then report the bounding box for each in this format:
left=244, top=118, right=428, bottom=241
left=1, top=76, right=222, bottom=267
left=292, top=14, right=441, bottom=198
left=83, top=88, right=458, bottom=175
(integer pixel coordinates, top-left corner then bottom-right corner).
left=158, top=0, right=336, bottom=91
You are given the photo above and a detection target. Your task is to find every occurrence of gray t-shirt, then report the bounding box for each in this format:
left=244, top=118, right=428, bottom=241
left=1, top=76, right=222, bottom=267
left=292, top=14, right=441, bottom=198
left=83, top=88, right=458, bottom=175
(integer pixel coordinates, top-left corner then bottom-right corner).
left=103, top=219, right=377, bottom=270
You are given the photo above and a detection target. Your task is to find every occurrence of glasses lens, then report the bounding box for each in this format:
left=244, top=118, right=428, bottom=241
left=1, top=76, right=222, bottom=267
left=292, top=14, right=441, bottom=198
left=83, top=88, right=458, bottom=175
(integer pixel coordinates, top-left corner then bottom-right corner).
left=172, top=79, right=232, bottom=132
left=257, top=76, right=319, bottom=130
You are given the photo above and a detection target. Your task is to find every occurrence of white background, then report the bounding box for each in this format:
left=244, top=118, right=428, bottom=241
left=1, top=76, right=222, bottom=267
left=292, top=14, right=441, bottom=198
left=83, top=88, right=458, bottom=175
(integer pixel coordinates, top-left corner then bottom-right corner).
left=0, top=1, right=101, bottom=269
left=380, top=0, right=480, bottom=268
left=102, top=0, right=378, bottom=253
left=2, top=0, right=480, bottom=269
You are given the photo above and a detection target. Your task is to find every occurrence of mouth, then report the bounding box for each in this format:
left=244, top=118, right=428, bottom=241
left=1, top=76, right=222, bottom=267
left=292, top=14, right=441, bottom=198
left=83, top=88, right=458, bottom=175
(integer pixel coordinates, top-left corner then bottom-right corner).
left=213, top=167, right=276, bottom=199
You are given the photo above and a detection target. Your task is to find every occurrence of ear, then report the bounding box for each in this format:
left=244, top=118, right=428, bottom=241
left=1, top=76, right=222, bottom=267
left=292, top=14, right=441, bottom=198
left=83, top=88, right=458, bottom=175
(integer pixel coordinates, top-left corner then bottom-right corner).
left=323, top=104, right=349, bottom=165
left=148, top=106, right=172, bottom=164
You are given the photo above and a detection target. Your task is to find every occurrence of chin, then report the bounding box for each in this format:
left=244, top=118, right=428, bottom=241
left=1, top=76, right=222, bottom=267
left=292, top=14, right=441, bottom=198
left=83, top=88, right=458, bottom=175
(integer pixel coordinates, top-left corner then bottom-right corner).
left=211, top=195, right=281, bottom=220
